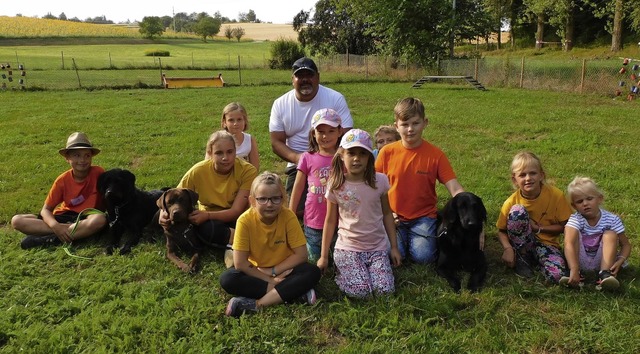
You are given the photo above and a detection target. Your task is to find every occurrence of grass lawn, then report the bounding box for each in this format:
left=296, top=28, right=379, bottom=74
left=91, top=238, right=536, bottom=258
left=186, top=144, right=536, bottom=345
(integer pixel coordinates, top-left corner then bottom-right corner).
left=1, top=83, right=639, bottom=352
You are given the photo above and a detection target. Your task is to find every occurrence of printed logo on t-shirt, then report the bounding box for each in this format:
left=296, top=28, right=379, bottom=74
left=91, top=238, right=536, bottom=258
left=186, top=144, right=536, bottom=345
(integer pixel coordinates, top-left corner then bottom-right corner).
left=70, top=194, right=86, bottom=206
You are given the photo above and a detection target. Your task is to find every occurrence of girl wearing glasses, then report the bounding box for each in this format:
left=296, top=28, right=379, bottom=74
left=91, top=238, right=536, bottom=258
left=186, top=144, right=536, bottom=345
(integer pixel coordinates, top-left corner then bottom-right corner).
left=220, top=172, right=321, bottom=317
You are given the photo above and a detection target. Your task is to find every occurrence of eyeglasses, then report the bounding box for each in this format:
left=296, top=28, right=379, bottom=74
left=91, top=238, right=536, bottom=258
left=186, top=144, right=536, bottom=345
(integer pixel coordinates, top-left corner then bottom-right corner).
left=254, top=196, right=283, bottom=205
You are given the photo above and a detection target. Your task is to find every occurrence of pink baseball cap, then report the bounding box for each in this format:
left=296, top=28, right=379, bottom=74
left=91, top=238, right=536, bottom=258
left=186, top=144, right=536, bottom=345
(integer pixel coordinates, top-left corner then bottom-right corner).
left=312, top=108, right=342, bottom=129
left=340, top=129, right=373, bottom=154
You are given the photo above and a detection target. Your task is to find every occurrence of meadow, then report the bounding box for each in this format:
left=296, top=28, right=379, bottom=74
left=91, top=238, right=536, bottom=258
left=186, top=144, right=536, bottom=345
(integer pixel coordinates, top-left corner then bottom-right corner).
left=1, top=82, right=639, bottom=353
left=1, top=16, right=640, bottom=352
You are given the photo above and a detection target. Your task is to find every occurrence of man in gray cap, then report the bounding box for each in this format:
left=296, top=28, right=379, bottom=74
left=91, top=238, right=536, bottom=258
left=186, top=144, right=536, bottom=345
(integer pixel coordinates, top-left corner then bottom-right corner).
left=269, top=57, right=353, bottom=216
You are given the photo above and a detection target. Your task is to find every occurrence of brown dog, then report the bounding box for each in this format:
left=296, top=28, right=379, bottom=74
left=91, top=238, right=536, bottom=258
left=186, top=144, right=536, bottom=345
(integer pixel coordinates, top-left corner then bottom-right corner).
left=156, top=188, right=204, bottom=273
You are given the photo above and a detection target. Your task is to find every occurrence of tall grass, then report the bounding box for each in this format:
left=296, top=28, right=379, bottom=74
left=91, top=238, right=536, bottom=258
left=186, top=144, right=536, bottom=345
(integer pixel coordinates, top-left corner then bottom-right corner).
left=1, top=84, right=639, bottom=352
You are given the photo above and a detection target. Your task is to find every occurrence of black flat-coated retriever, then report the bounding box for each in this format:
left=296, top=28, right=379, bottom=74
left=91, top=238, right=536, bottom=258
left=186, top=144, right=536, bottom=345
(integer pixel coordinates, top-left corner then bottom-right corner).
left=436, top=192, right=487, bottom=292
left=97, top=168, right=164, bottom=255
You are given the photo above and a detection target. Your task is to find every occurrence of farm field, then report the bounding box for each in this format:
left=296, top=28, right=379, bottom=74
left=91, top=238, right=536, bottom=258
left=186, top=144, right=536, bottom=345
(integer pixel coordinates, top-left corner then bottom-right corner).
left=1, top=83, right=639, bottom=352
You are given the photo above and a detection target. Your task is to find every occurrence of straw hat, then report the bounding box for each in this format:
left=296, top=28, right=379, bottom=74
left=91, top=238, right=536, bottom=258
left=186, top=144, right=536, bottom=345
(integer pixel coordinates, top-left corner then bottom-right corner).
left=58, top=132, right=101, bottom=156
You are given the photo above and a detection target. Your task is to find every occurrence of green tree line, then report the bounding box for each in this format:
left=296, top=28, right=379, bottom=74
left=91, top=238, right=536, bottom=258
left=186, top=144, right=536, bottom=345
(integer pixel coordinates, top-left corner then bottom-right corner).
left=293, top=0, right=640, bottom=66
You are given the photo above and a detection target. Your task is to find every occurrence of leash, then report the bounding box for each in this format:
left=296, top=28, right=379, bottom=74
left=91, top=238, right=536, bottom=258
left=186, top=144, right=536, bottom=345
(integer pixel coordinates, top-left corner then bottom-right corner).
left=62, top=208, right=105, bottom=261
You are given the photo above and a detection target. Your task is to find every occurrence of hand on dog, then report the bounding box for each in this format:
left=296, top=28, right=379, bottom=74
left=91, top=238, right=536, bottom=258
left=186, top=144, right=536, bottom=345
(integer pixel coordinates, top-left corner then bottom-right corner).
left=158, top=210, right=171, bottom=228
left=188, top=210, right=210, bottom=225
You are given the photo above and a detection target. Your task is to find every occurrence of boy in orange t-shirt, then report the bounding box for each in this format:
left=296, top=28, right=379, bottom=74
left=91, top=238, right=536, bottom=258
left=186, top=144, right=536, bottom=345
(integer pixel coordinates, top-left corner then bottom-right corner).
left=11, top=132, right=107, bottom=249
left=375, top=98, right=464, bottom=264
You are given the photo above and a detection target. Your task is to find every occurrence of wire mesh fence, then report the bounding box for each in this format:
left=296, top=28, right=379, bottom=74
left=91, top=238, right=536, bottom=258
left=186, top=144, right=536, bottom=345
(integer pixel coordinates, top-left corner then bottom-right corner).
left=1, top=52, right=638, bottom=98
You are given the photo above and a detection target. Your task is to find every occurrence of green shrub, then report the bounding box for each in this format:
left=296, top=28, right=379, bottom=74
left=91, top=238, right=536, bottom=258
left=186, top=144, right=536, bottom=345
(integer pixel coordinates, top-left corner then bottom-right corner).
left=269, top=38, right=305, bottom=69
left=144, top=49, right=170, bottom=57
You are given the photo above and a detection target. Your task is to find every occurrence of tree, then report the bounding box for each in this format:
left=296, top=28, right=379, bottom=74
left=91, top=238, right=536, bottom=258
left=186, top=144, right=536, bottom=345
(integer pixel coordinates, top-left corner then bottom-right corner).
left=43, top=12, right=57, bottom=20
left=523, top=0, right=554, bottom=49
left=233, top=27, right=246, bottom=42
left=247, top=10, right=258, bottom=22
left=224, top=26, right=234, bottom=40
left=611, top=0, right=623, bottom=51
left=293, top=0, right=376, bottom=56
left=58, top=12, right=67, bottom=21
left=139, top=16, right=165, bottom=39
left=339, top=0, right=454, bottom=66
left=193, top=16, right=221, bottom=42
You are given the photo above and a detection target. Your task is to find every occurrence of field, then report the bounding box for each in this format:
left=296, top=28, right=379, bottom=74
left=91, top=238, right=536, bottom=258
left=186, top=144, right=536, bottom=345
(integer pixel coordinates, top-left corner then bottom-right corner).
left=1, top=18, right=640, bottom=352
left=1, top=82, right=639, bottom=352
left=0, top=16, right=297, bottom=41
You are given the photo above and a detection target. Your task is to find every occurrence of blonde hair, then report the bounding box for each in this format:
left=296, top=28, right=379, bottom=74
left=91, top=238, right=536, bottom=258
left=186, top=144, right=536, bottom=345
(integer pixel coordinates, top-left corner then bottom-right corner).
left=328, top=147, right=377, bottom=190
left=220, top=102, right=249, bottom=131
left=394, top=97, right=426, bottom=122
left=510, top=151, right=546, bottom=186
left=373, top=125, right=400, bottom=140
left=567, top=176, right=604, bottom=200
left=206, top=130, right=236, bottom=156
left=250, top=171, right=288, bottom=205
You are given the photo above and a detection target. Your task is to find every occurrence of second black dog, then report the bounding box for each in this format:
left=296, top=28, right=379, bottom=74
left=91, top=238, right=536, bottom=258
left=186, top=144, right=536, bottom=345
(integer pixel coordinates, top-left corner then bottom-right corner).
left=97, top=168, right=164, bottom=255
left=436, top=191, right=488, bottom=292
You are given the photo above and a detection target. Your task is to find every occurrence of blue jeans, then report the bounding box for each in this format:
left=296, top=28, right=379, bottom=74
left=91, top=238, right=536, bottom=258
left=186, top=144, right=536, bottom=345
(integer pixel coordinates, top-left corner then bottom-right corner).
left=396, top=216, right=438, bottom=264
left=304, top=225, right=336, bottom=263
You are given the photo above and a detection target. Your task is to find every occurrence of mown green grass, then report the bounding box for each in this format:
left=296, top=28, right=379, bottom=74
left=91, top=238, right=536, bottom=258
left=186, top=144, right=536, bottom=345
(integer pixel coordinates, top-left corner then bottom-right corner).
left=0, top=39, right=274, bottom=70
left=1, top=83, right=639, bottom=352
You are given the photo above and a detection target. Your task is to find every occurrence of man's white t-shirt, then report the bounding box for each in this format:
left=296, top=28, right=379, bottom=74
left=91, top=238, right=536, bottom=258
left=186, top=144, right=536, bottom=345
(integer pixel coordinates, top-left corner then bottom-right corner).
left=269, top=85, right=353, bottom=167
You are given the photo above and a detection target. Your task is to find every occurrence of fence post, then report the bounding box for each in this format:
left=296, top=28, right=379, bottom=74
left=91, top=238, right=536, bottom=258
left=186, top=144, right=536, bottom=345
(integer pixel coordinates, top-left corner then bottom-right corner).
left=109, top=52, right=112, bottom=68
left=519, top=57, right=525, bottom=88
left=238, top=55, right=242, bottom=85
left=158, top=58, right=164, bottom=86
left=61, top=51, right=65, bottom=70
left=72, top=58, right=81, bottom=88
left=474, top=58, right=479, bottom=80
left=580, top=59, right=586, bottom=94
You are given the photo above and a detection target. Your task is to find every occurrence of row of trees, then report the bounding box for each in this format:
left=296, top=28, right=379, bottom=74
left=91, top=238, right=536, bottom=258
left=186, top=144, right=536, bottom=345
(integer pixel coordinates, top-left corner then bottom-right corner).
left=293, top=0, right=640, bottom=66
left=38, top=10, right=260, bottom=26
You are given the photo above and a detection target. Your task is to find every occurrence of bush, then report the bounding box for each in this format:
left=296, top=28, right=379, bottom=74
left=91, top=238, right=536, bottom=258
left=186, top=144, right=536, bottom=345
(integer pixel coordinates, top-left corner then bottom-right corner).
left=144, top=49, right=170, bottom=57
left=269, top=38, right=305, bottom=69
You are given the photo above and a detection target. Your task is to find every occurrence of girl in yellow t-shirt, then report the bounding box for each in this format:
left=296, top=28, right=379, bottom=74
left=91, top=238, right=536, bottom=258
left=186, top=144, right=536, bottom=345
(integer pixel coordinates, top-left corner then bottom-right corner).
left=496, top=151, right=572, bottom=283
left=220, top=172, right=321, bottom=317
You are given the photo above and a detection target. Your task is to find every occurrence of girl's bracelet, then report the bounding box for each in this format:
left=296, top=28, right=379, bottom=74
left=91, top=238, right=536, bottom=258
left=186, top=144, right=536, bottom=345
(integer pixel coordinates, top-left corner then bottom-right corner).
left=617, top=255, right=627, bottom=261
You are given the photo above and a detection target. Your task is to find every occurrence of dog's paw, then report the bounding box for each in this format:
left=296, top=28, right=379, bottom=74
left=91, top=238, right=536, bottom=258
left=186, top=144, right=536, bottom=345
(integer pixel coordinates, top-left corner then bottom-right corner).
left=105, top=245, right=117, bottom=255
left=179, top=264, right=192, bottom=273
left=119, top=245, right=132, bottom=255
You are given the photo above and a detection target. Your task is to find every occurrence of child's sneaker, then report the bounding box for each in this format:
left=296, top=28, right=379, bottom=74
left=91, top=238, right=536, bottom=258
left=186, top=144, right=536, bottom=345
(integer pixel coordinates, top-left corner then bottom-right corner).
left=20, top=234, right=60, bottom=249
left=225, top=297, right=257, bottom=317
left=595, top=270, right=619, bottom=291
left=302, top=289, right=317, bottom=305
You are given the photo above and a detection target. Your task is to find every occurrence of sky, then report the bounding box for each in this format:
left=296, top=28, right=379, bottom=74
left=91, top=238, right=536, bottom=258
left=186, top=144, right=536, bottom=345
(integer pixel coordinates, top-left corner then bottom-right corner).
left=0, top=0, right=319, bottom=24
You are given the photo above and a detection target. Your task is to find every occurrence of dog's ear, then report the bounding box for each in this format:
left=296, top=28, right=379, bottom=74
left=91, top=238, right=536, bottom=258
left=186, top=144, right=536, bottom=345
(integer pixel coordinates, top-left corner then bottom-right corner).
left=123, top=169, right=136, bottom=186
left=477, top=196, right=488, bottom=223
left=444, top=197, right=458, bottom=224
left=157, top=190, right=168, bottom=209
left=186, top=189, right=199, bottom=209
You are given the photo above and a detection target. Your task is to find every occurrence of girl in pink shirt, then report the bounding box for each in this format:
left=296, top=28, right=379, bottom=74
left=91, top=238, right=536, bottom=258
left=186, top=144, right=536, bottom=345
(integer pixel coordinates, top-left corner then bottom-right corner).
left=318, top=129, right=401, bottom=298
